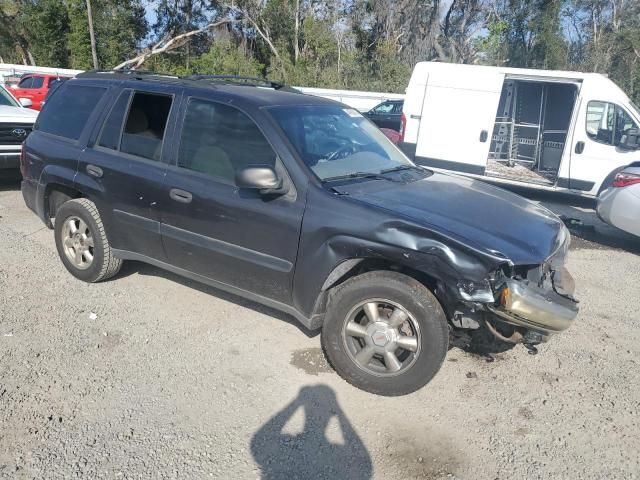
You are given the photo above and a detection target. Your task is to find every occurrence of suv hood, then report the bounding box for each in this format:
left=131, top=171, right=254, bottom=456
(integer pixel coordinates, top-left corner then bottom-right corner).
left=0, top=105, right=38, bottom=121
left=337, top=172, right=565, bottom=265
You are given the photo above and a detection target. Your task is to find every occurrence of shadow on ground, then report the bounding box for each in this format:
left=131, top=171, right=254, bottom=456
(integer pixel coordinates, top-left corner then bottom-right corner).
left=121, top=260, right=318, bottom=338
left=0, top=175, right=21, bottom=192
left=250, top=385, right=372, bottom=480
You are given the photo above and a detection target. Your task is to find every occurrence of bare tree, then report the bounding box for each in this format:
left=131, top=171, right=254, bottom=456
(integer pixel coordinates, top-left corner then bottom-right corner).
left=114, top=19, right=231, bottom=70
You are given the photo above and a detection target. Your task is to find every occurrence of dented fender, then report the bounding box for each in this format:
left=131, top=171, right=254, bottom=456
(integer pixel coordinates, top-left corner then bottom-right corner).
left=291, top=186, right=509, bottom=320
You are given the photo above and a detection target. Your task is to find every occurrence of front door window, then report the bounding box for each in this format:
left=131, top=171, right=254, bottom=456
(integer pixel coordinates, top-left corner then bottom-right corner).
left=586, top=101, right=638, bottom=147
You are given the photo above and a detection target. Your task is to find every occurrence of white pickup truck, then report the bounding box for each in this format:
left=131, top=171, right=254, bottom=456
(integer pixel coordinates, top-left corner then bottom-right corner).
left=0, top=85, right=38, bottom=173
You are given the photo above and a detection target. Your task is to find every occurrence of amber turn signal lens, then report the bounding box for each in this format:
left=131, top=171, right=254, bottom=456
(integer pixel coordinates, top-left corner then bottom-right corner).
left=500, top=287, right=510, bottom=307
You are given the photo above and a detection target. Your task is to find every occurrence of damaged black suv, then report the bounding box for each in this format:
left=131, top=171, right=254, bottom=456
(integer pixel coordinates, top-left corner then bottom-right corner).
left=21, top=72, right=578, bottom=396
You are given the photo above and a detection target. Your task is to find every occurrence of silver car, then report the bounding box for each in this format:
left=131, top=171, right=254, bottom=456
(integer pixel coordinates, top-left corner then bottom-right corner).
left=597, top=164, right=640, bottom=238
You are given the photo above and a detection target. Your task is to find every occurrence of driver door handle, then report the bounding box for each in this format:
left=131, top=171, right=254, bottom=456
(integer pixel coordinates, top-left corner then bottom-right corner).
left=169, top=188, right=192, bottom=204
left=86, top=164, right=103, bottom=178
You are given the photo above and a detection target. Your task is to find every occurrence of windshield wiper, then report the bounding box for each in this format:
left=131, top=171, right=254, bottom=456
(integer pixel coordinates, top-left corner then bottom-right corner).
left=322, top=171, right=403, bottom=183
left=379, top=165, right=424, bottom=174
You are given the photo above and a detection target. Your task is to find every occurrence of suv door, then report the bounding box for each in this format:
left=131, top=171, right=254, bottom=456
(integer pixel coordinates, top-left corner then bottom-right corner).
left=78, top=85, right=180, bottom=261
left=28, top=76, right=47, bottom=110
left=160, top=96, right=305, bottom=303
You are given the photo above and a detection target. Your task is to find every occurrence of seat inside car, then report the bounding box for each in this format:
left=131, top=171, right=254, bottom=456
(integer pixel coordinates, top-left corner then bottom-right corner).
left=121, top=108, right=163, bottom=160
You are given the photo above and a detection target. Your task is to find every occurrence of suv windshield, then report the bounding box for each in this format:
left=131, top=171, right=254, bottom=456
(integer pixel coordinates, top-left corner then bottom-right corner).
left=269, top=105, right=413, bottom=181
left=0, top=86, right=19, bottom=107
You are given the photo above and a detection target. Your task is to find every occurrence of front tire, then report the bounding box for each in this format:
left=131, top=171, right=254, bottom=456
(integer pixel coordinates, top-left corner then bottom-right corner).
left=54, top=198, right=122, bottom=283
left=321, top=271, right=448, bottom=396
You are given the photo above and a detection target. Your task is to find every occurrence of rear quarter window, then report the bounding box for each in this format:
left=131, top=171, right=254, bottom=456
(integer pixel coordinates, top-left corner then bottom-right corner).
left=35, top=84, right=106, bottom=141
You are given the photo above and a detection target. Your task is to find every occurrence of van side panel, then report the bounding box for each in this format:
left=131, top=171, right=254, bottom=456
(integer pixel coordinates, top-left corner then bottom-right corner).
left=412, top=68, right=504, bottom=175
left=402, top=64, right=429, bottom=146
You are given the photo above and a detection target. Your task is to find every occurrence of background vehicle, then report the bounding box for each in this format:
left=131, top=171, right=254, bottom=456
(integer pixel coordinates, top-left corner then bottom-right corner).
left=10, top=73, right=71, bottom=110
left=400, top=62, right=640, bottom=197
left=0, top=85, right=37, bottom=173
left=294, top=85, right=404, bottom=112
left=380, top=127, right=401, bottom=144
left=597, top=162, right=640, bottom=237
left=364, top=100, right=404, bottom=131
left=21, top=72, right=578, bottom=396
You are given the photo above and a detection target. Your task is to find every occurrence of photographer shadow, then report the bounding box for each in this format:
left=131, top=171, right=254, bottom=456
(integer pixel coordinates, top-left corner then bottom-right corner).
left=250, top=385, right=372, bottom=480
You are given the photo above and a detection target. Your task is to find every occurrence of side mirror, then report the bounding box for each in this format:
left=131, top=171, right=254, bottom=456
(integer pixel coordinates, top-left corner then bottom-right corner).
left=19, top=98, right=32, bottom=108
left=620, top=128, right=639, bottom=150
left=235, top=165, right=286, bottom=195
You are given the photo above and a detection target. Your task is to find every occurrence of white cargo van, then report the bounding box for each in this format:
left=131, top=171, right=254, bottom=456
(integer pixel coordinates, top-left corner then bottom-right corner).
left=399, top=62, right=640, bottom=196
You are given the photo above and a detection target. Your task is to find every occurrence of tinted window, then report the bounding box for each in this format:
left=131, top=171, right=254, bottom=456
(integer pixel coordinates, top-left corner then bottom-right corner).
left=36, top=84, right=106, bottom=140
left=98, top=90, right=131, bottom=150
left=372, top=102, right=394, bottom=114
left=392, top=102, right=403, bottom=114
left=120, top=92, right=172, bottom=161
left=31, top=76, right=44, bottom=88
left=177, top=99, right=276, bottom=183
left=586, top=101, right=639, bottom=147
left=18, top=77, right=33, bottom=88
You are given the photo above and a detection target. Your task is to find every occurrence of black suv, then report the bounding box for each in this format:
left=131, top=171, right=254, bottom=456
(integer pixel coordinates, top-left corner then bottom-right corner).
left=21, top=71, right=578, bottom=396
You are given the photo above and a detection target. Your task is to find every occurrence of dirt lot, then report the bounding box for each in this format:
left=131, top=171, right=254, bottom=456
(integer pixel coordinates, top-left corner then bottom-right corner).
left=1, top=176, right=639, bottom=479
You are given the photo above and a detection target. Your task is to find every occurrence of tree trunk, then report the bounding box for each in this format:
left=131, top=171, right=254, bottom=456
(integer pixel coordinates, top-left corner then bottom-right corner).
left=186, top=0, right=192, bottom=70
left=294, top=0, right=300, bottom=63
left=85, top=0, right=99, bottom=69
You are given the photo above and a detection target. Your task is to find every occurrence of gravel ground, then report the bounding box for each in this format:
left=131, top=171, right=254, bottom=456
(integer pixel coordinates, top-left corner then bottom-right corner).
left=1, top=176, right=639, bottom=479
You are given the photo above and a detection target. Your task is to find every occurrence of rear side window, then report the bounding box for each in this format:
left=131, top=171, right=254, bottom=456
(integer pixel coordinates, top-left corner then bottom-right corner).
left=98, top=90, right=132, bottom=150
left=31, top=77, right=44, bottom=88
left=120, top=92, right=172, bottom=161
left=36, top=84, right=106, bottom=141
left=177, top=98, right=276, bottom=183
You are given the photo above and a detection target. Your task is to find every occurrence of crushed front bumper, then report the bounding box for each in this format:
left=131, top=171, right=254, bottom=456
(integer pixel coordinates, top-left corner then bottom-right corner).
left=487, top=268, right=578, bottom=334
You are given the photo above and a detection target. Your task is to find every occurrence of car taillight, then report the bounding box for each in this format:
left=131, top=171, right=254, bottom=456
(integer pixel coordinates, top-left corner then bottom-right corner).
left=19, top=142, right=27, bottom=178
left=399, top=112, right=406, bottom=142
left=612, top=171, right=640, bottom=188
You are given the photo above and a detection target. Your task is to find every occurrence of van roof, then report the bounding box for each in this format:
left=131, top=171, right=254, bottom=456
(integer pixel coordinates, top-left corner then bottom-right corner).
left=411, top=61, right=630, bottom=103
left=412, top=61, right=606, bottom=82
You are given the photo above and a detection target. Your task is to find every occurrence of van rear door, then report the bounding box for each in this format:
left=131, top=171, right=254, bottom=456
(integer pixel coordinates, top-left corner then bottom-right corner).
left=414, top=69, right=504, bottom=175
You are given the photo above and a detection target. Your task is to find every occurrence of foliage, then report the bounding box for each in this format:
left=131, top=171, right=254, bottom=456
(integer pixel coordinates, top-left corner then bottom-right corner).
left=1, top=0, right=640, bottom=102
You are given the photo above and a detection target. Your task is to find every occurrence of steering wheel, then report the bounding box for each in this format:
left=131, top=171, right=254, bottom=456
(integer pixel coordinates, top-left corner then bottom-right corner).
left=326, top=144, right=356, bottom=161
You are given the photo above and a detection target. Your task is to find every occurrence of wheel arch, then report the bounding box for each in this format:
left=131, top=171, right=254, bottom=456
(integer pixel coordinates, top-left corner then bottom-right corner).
left=44, top=183, right=84, bottom=227
left=305, top=255, right=450, bottom=330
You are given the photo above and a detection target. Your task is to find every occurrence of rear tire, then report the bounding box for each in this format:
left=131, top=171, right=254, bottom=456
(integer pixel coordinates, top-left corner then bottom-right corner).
left=321, top=271, right=448, bottom=396
left=54, top=198, right=122, bottom=283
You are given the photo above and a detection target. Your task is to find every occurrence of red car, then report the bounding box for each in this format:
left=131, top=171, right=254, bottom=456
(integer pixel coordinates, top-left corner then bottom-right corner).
left=10, top=74, right=70, bottom=111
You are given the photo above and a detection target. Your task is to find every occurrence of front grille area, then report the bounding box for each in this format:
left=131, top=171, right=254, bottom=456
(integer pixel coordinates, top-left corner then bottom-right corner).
left=0, top=123, right=33, bottom=145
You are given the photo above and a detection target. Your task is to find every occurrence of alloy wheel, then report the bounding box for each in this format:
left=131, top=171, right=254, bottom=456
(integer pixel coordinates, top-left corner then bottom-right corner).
left=60, top=216, right=95, bottom=270
left=342, top=299, right=421, bottom=377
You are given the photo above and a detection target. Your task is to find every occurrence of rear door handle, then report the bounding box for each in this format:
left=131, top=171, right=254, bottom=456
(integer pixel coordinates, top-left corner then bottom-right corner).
left=169, top=188, right=192, bottom=204
left=575, top=141, right=585, bottom=154
left=86, top=164, right=103, bottom=178
left=479, top=130, right=489, bottom=142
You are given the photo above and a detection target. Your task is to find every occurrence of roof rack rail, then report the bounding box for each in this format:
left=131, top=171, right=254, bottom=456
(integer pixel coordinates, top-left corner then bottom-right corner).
left=185, top=74, right=298, bottom=92
left=77, top=69, right=180, bottom=79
